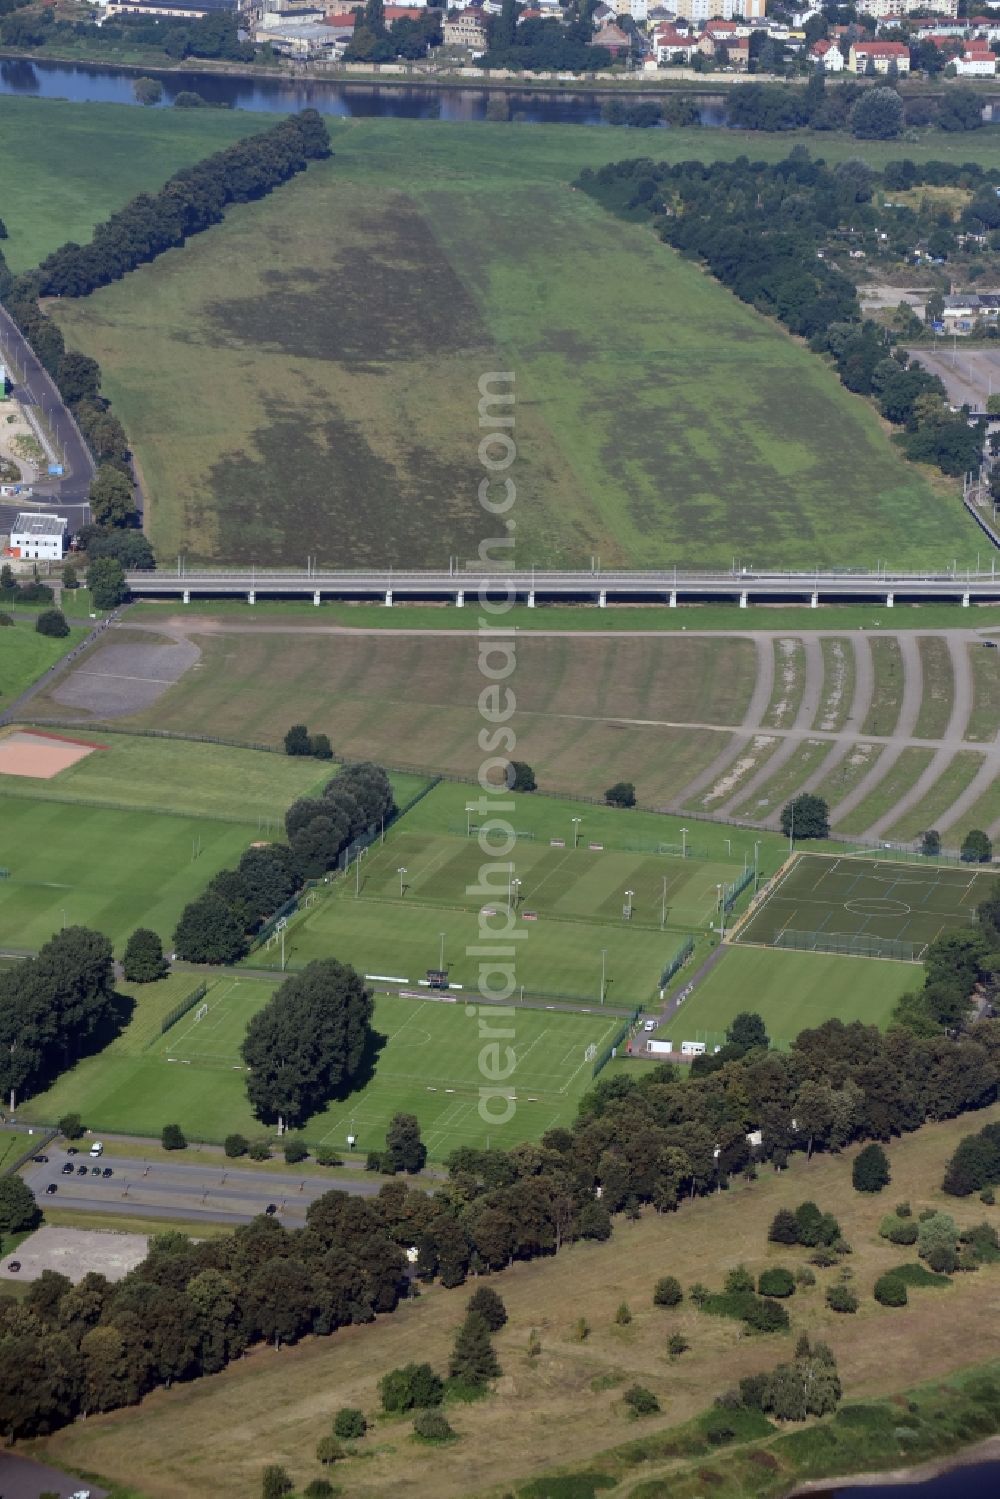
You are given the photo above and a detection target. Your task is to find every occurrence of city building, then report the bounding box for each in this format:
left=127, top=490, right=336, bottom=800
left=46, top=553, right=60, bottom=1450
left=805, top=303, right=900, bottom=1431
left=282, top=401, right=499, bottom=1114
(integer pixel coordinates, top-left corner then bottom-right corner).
left=848, top=39, right=911, bottom=72
left=6, top=513, right=67, bottom=562
left=443, top=5, right=488, bottom=45
left=809, top=37, right=845, bottom=70
left=956, top=42, right=998, bottom=74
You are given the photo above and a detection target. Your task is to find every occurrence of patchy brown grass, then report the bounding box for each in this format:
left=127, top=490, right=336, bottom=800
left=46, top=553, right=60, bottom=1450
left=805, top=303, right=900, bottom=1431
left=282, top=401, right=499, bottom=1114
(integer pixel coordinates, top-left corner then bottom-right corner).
left=34, top=1104, right=1000, bottom=1499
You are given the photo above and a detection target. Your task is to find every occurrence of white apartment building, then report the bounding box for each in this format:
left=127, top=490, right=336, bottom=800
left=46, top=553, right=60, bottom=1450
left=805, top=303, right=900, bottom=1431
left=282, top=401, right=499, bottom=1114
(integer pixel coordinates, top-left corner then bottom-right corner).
left=673, top=0, right=764, bottom=21
left=7, top=513, right=67, bottom=562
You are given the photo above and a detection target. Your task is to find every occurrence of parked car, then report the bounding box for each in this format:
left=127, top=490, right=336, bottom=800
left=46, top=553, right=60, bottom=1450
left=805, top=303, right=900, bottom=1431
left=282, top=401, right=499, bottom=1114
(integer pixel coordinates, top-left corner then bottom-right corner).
left=91, top=1166, right=102, bottom=1176
left=77, top=1164, right=88, bottom=1176
left=7, top=1261, right=20, bottom=1273
left=102, top=1167, right=113, bottom=1178
left=265, top=1203, right=278, bottom=1216
left=983, top=640, right=998, bottom=649
left=61, top=1162, right=74, bottom=1174
left=89, top=1141, right=103, bottom=1157
left=32, top=1154, right=48, bottom=1163
left=45, top=1183, right=57, bottom=1194
left=66, top=1146, right=78, bottom=1155
left=70, top=1490, right=92, bottom=1499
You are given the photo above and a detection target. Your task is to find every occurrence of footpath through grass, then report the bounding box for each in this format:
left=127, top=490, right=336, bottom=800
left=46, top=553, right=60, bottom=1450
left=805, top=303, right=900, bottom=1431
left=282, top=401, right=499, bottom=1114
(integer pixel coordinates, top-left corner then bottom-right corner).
left=0, top=618, right=86, bottom=710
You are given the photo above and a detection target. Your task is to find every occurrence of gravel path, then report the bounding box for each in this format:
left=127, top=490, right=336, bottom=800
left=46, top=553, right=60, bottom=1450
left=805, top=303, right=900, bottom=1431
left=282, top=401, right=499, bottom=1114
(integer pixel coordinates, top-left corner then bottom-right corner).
left=716, top=635, right=825, bottom=818
left=864, top=634, right=975, bottom=840
left=831, top=632, right=924, bottom=828
left=667, top=634, right=775, bottom=813
left=793, top=634, right=875, bottom=806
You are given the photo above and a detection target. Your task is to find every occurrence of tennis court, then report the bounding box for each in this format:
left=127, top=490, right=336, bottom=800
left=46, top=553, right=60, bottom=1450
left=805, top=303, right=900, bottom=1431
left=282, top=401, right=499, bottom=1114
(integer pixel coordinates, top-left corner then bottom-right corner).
left=736, top=852, right=998, bottom=960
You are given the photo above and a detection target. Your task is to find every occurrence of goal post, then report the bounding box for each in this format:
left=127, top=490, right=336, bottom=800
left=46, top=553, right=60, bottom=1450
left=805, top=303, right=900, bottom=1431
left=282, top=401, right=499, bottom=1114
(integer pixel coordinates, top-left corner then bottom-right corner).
left=194, top=1003, right=209, bottom=1022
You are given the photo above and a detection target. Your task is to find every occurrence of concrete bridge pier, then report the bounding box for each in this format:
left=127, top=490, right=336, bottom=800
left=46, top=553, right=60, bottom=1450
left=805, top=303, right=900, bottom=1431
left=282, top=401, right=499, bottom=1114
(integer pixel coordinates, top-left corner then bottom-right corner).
left=527, top=591, right=535, bottom=608
left=384, top=590, right=393, bottom=607
left=456, top=590, right=464, bottom=607
left=962, top=592, right=970, bottom=608
left=598, top=589, right=606, bottom=608
left=248, top=590, right=255, bottom=606
left=739, top=590, right=748, bottom=608
left=182, top=589, right=190, bottom=605
left=669, top=590, right=677, bottom=608
left=313, top=590, right=321, bottom=607
left=885, top=592, right=894, bottom=608
left=810, top=591, right=818, bottom=608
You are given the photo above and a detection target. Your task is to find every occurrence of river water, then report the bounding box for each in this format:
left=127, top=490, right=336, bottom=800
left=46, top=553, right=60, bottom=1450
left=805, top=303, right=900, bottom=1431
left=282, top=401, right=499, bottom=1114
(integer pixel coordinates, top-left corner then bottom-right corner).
left=0, top=53, right=731, bottom=122
left=809, top=1458, right=1000, bottom=1497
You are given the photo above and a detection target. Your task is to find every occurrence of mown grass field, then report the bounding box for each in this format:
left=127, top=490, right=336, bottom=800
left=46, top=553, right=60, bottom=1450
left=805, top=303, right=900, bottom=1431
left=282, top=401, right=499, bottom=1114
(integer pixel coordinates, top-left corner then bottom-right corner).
left=676, top=944, right=913, bottom=1050
left=33, top=1103, right=1000, bottom=1499
left=0, top=618, right=86, bottom=710
left=0, top=95, right=256, bottom=271
left=51, top=118, right=973, bottom=569
left=20, top=975, right=618, bottom=1156
left=0, top=731, right=336, bottom=823
left=0, top=793, right=255, bottom=951
left=113, top=628, right=757, bottom=807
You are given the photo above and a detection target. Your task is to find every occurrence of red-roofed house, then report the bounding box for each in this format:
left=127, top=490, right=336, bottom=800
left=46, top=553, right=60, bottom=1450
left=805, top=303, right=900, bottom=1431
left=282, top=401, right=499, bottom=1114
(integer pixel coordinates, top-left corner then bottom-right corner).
left=593, top=21, right=631, bottom=55
left=808, top=37, right=845, bottom=71
left=957, top=43, right=997, bottom=75
left=443, top=5, right=488, bottom=46
left=653, top=24, right=695, bottom=61
left=703, top=17, right=739, bottom=42
left=326, top=9, right=356, bottom=22
left=848, top=40, right=910, bottom=73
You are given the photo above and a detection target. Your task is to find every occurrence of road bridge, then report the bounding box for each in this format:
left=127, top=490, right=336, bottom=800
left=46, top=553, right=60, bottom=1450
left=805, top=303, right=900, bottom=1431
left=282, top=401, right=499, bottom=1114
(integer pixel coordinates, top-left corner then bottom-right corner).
left=127, top=565, right=1000, bottom=609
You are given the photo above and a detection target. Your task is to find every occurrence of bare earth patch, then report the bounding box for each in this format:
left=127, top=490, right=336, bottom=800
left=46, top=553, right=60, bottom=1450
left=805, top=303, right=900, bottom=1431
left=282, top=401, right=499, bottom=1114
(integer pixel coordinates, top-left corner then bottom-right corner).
left=0, top=729, right=102, bottom=779
left=50, top=639, right=200, bottom=717
left=0, top=1225, right=148, bottom=1283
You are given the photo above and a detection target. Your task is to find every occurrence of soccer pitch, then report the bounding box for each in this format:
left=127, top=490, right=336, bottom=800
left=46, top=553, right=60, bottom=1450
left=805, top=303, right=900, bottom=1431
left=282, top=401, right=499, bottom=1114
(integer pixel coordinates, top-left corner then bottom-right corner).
left=23, top=977, right=619, bottom=1157
left=0, top=793, right=256, bottom=951
left=736, top=852, right=998, bottom=960
left=673, top=946, right=915, bottom=1052
left=255, top=829, right=742, bottom=1005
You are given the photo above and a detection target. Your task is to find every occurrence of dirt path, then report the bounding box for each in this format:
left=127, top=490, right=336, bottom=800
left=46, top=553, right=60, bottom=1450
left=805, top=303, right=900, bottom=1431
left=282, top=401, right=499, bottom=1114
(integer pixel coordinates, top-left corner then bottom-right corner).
left=829, top=632, right=923, bottom=827
left=795, top=634, right=874, bottom=807
left=666, top=635, right=775, bottom=813
left=863, top=634, right=975, bottom=840
left=716, top=635, right=825, bottom=819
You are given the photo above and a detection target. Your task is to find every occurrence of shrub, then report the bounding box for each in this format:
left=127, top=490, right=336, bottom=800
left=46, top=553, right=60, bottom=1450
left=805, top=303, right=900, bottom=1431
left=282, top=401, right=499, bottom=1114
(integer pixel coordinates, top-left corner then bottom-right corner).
left=248, top=1140, right=272, bottom=1161
left=573, top=1317, right=590, bottom=1342
left=653, top=1276, right=683, bottom=1307
left=896, top=1201, right=912, bottom=1218
left=758, top=1268, right=795, bottom=1299
left=874, top=1273, right=908, bottom=1307
left=810, top=1247, right=838, bottom=1268
left=224, top=1133, right=248, bottom=1158
left=333, top=1407, right=367, bottom=1440
left=927, top=1243, right=958, bottom=1274
left=918, top=1212, right=959, bottom=1264
left=283, top=1138, right=308, bottom=1164
left=795, top=1267, right=816, bottom=1288
left=742, top=1297, right=790, bottom=1333
left=0, top=611, right=12, bottom=626
left=879, top=1215, right=918, bottom=1246
left=623, top=1384, right=660, bottom=1416
left=853, top=1143, right=891, bottom=1194
left=315, top=1147, right=343, bottom=1167
left=981, top=1186, right=996, bottom=1205
left=605, top=781, right=637, bottom=808
left=615, top=1301, right=632, bottom=1325
left=826, top=1283, right=859, bottom=1313
left=315, top=1435, right=344, bottom=1465
left=667, top=1333, right=689, bottom=1358
left=689, top=1282, right=710, bottom=1307
left=304, top=1483, right=335, bottom=1499
left=768, top=1208, right=799, bottom=1244
left=413, top=1410, right=454, bottom=1441
left=379, top=1362, right=444, bottom=1413
left=161, top=1123, right=186, bottom=1151
left=262, top=1466, right=293, bottom=1499
left=467, top=1286, right=507, bottom=1331
left=35, top=608, right=69, bottom=638
left=58, top=1112, right=84, bottom=1140
left=724, top=1265, right=755, bottom=1296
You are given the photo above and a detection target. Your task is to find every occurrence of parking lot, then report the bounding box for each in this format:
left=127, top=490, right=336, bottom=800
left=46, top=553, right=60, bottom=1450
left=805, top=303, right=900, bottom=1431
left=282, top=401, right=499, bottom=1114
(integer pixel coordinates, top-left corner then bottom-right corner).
left=0, top=1224, right=148, bottom=1284
left=20, top=1145, right=381, bottom=1228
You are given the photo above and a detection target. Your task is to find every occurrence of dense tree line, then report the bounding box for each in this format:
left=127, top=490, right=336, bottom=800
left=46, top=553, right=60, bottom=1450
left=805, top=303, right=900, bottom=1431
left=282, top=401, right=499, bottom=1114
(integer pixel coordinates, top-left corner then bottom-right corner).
left=0, top=929, right=119, bottom=1110
left=892, top=893, right=1000, bottom=1036
left=578, top=151, right=986, bottom=479
left=172, top=763, right=396, bottom=963
left=0, top=111, right=330, bottom=558
left=723, top=75, right=984, bottom=139
left=483, top=12, right=612, bottom=71
left=33, top=112, right=329, bottom=299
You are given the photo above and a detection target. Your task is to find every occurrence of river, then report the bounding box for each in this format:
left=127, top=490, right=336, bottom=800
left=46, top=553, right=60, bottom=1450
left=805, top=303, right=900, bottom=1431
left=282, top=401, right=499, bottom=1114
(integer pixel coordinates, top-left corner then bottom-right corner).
left=805, top=1458, right=1000, bottom=1496
left=0, top=53, right=731, bottom=122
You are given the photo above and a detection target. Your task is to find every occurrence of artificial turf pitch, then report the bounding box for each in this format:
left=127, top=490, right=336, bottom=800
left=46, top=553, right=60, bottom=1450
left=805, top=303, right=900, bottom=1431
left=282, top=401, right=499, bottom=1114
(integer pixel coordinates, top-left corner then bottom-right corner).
left=23, top=976, right=619, bottom=1157
left=736, top=852, right=998, bottom=959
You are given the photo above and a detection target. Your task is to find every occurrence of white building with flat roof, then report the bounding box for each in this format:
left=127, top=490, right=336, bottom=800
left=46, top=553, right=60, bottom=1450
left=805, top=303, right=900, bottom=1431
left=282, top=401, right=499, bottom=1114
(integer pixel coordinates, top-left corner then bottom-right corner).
left=7, top=512, right=67, bottom=561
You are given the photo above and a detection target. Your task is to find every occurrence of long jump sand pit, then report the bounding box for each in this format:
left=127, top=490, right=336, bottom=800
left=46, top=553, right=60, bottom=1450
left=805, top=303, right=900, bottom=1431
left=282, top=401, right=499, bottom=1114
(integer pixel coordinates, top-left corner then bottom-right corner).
left=0, top=728, right=106, bottom=779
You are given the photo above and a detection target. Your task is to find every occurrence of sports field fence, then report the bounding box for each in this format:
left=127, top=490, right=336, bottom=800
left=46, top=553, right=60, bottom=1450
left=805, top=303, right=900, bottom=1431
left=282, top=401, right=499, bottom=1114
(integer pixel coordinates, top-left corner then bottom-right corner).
left=722, top=867, right=755, bottom=911
left=156, top=981, right=209, bottom=1041
left=592, top=1007, right=642, bottom=1078
left=773, top=928, right=925, bottom=962
left=660, top=934, right=694, bottom=988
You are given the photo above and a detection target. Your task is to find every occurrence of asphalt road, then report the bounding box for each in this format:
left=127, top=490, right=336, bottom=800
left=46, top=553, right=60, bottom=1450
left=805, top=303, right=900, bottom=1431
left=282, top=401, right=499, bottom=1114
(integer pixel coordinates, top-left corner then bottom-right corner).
left=0, top=1451, right=103, bottom=1499
left=24, top=1147, right=382, bottom=1226
left=0, top=301, right=94, bottom=525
